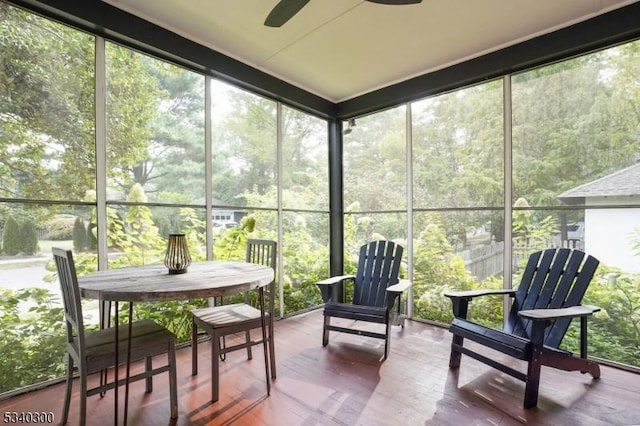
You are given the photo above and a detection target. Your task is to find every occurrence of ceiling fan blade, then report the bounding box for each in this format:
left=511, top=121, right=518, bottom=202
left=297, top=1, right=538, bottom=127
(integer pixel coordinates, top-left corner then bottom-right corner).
left=264, top=0, right=311, bottom=27
left=366, top=0, right=422, bottom=4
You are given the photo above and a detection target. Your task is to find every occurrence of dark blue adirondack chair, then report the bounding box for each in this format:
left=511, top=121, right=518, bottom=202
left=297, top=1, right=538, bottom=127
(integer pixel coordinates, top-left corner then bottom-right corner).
left=316, top=240, right=411, bottom=360
left=445, top=248, right=601, bottom=408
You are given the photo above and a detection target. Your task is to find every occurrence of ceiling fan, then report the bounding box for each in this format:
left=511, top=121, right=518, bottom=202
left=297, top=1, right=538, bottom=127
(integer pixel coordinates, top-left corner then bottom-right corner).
left=264, top=0, right=423, bottom=27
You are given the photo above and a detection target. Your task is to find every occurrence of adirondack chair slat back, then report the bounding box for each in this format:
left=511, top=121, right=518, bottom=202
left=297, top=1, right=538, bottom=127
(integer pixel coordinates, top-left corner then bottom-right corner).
left=353, top=241, right=403, bottom=308
left=504, top=248, right=600, bottom=348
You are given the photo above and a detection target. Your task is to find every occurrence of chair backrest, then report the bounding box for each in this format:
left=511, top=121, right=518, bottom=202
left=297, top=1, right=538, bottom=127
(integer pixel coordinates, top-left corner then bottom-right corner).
left=504, top=248, right=600, bottom=348
left=52, top=248, right=86, bottom=349
left=245, top=239, right=277, bottom=314
left=353, top=240, right=403, bottom=308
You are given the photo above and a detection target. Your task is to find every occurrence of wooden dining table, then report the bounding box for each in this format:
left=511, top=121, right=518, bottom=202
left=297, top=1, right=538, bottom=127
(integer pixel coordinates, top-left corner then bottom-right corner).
left=77, top=260, right=275, bottom=426
left=78, top=260, right=274, bottom=302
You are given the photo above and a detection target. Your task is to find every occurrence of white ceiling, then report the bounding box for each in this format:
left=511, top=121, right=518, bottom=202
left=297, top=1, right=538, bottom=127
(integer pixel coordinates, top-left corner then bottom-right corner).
left=102, top=0, right=638, bottom=103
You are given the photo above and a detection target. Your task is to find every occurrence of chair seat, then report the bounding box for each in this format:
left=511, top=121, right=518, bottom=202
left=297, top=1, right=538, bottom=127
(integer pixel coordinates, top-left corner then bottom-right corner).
left=324, top=302, right=388, bottom=324
left=192, top=303, right=267, bottom=328
left=450, top=318, right=531, bottom=360
left=72, top=319, right=176, bottom=374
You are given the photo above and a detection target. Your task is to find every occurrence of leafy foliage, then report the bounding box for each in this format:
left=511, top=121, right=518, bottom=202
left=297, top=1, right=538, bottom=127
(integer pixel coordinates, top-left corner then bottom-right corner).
left=98, top=187, right=208, bottom=340
left=412, top=218, right=503, bottom=328
left=571, top=267, right=640, bottom=365
left=0, top=287, right=66, bottom=393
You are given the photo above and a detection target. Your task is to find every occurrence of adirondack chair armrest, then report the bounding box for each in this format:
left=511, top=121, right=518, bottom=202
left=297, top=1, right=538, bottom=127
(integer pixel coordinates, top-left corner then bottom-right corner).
left=385, top=279, right=412, bottom=308
left=385, top=279, right=412, bottom=326
left=316, top=275, right=356, bottom=303
left=386, top=279, right=412, bottom=294
left=445, top=289, right=516, bottom=319
left=519, top=305, right=601, bottom=351
left=317, top=275, right=356, bottom=286
left=518, top=305, right=600, bottom=321
left=444, top=288, right=516, bottom=301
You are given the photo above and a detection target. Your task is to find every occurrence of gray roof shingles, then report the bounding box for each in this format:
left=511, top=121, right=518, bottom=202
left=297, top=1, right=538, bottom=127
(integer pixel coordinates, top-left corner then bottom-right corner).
left=558, top=163, right=640, bottom=200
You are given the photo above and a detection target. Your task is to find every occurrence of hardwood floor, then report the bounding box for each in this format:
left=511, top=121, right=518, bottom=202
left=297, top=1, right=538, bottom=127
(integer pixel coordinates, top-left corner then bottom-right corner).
left=2, top=309, right=639, bottom=425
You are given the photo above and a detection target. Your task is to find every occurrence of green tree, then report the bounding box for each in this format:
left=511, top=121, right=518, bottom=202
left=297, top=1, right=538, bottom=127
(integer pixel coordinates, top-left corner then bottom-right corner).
left=19, top=220, right=38, bottom=255
left=0, top=5, right=95, bottom=202
left=1, top=4, right=160, bottom=231
left=72, top=217, right=87, bottom=252
left=107, top=184, right=164, bottom=266
left=411, top=81, right=504, bottom=244
left=2, top=216, right=20, bottom=255
left=105, top=43, right=165, bottom=198
left=513, top=48, right=640, bottom=206
left=208, top=85, right=277, bottom=206
left=343, top=106, right=406, bottom=214
left=138, top=65, right=206, bottom=203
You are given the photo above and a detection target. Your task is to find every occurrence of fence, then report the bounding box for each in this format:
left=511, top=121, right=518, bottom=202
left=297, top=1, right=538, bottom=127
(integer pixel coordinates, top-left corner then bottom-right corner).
left=459, top=236, right=584, bottom=281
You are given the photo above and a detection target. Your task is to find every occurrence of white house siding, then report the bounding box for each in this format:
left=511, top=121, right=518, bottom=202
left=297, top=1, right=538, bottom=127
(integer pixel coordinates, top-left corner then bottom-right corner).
left=584, top=196, right=640, bottom=273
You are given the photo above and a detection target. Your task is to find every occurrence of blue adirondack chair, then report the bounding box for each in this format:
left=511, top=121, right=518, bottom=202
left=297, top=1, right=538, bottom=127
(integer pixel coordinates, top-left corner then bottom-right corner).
left=316, top=240, right=411, bottom=360
left=445, top=247, right=601, bottom=408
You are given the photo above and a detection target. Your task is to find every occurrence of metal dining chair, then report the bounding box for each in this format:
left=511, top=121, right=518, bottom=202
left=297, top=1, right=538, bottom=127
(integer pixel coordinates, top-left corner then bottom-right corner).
left=190, top=239, right=277, bottom=402
left=52, top=248, right=178, bottom=425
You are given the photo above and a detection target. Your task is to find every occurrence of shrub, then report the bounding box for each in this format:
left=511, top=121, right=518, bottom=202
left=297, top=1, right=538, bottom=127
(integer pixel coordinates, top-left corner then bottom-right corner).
left=46, top=216, right=75, bottom=240
left=72, top=217, right=87, bottom=252
left=0, top=288, right=66, bottom=393
left=2, top=216, right=21, bottom=255
left=19, top=220, right=39, bottom=255
left=87, top=222, right=97, bottom=250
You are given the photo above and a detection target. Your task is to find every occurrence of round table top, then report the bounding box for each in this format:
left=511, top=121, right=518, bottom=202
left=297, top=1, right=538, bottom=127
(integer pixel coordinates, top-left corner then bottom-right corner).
left=77, top=260, right=274, bottom=302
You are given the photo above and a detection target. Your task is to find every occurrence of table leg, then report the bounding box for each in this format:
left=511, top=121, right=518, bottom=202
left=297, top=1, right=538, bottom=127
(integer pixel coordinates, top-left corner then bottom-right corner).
left=112, top=301, right=133, bottom=426
left=124, top=302, right=133, bottom=426
left=114, top=301, right=119, bottom=426
left=99, top=299, right=111, bottom=397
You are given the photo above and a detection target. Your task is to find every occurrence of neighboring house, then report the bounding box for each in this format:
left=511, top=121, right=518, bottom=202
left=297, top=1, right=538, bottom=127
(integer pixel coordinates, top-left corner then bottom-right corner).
left=212, top=198, right=245, bottom=228
left=558, top=163, right=640, bottom=273
left=194, top=197, right=246, bottom=228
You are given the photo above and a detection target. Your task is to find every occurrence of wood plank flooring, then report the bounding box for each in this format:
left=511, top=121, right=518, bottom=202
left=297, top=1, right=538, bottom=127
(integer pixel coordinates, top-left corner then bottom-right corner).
left=1, top=309, right=639, bottom=425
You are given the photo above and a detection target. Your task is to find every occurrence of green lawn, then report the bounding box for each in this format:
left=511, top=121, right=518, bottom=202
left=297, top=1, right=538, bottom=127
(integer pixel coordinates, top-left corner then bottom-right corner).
left=38, top=239, right=73, bottom=255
